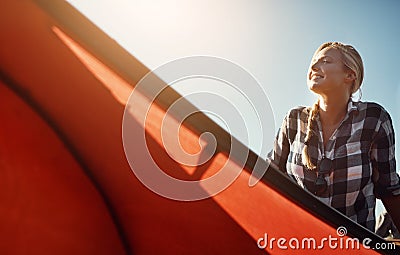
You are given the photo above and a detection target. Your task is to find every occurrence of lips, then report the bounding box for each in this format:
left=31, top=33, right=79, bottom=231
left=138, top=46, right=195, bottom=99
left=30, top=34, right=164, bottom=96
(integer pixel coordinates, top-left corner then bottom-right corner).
left=311, top=73, right=324, bottom=79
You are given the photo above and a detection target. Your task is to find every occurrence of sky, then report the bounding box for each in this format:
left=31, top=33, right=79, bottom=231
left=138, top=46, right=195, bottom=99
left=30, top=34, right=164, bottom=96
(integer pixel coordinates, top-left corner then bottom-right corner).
left=66, top=0, right=400, bottom=215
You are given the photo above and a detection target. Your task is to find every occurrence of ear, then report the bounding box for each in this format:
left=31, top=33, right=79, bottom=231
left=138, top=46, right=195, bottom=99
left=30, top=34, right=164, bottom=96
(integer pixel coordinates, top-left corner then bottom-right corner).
left=344, top=70, right=356, bottom=83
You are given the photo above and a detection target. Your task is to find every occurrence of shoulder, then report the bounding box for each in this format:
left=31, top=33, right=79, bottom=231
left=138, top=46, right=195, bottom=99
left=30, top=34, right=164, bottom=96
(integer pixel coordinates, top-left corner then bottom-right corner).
left=286, top=105, right=309, bottom=119
left=280, top=106, right=310, bottom=130
left=356, top=101, right=392, bottom=122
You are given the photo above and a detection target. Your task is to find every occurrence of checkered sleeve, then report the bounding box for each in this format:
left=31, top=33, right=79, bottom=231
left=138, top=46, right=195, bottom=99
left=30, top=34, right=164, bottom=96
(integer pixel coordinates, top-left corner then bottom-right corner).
left=371, top=109, right=400, bottom=198
left=267, top=114, right=290, bottom=174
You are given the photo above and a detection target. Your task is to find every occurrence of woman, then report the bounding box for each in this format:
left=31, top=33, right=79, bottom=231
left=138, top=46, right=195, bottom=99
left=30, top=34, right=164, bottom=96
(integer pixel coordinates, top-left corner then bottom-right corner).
left=268, top=42, right=400, bottom=232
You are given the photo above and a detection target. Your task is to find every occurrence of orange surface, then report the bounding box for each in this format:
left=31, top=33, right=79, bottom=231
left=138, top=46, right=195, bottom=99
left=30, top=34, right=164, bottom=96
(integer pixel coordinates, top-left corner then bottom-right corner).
left=0, top=0, right=384, bottom=254
left=0, top=82, right=127, bottom=255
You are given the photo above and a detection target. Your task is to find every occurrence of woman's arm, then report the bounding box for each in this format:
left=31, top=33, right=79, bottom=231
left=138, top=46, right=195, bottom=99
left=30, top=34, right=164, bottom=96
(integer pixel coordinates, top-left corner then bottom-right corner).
left=266, top=114, right=290, bottom=174
left=371, top=108, right=400, bottom=231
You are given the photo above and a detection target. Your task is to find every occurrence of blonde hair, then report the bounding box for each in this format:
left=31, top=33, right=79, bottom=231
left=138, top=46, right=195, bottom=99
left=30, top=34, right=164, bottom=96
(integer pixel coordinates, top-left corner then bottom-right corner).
left=302, top=101, right=320, bottom=169
left=302, top=42, right=364, bottom=170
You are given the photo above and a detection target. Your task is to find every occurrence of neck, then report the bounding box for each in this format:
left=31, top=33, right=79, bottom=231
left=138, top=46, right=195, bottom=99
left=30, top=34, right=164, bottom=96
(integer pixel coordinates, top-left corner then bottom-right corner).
left=318, top=95, right=349, bottom=126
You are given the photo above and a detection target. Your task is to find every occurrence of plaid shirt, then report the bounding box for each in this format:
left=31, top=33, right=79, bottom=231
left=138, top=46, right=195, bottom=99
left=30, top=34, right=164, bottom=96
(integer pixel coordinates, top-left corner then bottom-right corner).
left=268, top=99, right=400, bottom=231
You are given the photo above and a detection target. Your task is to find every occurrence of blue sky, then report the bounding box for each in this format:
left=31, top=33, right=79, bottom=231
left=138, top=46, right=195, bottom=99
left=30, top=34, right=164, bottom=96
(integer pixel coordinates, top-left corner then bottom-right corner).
left=67, top=0, right=400, bottom=214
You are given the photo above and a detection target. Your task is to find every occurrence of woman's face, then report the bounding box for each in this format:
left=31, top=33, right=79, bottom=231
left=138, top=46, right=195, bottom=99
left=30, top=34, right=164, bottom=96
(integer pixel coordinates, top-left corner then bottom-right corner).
left=307, top=47, right=349, bottom=96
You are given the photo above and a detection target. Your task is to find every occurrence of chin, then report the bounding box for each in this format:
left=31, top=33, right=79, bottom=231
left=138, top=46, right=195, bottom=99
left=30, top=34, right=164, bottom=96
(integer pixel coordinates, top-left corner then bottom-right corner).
left=307, top=82, right=319, bottom=92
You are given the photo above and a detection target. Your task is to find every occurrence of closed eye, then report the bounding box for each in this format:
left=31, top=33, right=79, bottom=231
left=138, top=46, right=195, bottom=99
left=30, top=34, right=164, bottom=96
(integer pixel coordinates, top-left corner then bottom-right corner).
left=310, top=56, right=333, bottom=69
left=321, top=58, right=330, bottom=64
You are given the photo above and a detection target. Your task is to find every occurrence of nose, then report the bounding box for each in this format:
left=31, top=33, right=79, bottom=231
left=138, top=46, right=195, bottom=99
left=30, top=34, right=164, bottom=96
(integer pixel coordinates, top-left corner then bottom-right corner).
left=311, top=61, right=319, bottom=71
left=308, top=61, right=319, bottom=79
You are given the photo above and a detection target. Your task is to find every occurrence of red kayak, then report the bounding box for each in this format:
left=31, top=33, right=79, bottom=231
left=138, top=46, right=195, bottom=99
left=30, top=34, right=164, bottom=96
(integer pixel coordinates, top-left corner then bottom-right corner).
left=0, top=1, right=397, bottom=254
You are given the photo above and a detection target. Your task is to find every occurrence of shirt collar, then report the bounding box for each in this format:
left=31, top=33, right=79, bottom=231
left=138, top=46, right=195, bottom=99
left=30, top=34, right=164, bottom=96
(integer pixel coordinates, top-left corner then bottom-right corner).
left=306, top=99, right=359, bottom=115
left=347, top=98, right=359, bottom=115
